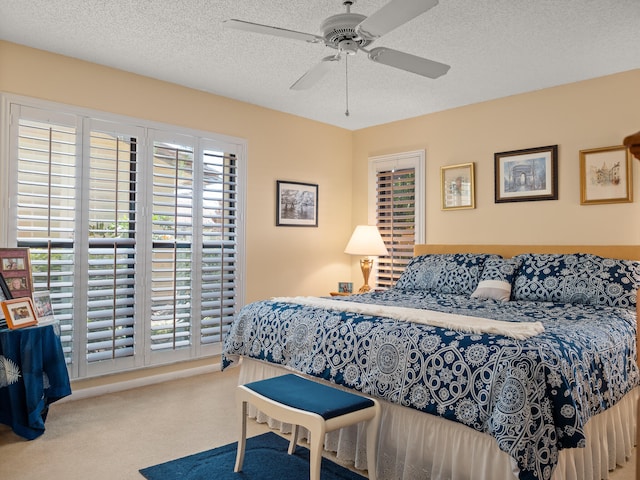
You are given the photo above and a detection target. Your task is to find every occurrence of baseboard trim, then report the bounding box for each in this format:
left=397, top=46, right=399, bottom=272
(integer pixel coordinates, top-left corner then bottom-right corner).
left=59, top=362, right=222, bottom=403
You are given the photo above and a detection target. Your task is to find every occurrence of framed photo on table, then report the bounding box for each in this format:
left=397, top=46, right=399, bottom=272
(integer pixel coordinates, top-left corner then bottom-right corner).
left=580, top=145, right=632, bottom=205
left=276, top=180, right=318, bottom=227
left=0, top=248, right=33, bottom=299
left=1, top=297, right=38, bottom=329
left=494, top=145, right=558, bottom=203
left=441, top=163, right=475, bottom=210
left=32, top=290, right=56, bottom=324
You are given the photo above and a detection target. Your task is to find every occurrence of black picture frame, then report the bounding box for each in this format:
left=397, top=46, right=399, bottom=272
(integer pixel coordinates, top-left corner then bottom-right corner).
left=494, top=145, right=558, bottom=203
left=0, top=272, right=12, bottom=301
left=276, top=180, right=319, bottom=227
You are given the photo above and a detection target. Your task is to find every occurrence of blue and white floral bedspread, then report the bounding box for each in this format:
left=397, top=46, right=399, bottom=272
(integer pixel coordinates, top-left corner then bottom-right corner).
left=222, top=289, right=640, bottom=480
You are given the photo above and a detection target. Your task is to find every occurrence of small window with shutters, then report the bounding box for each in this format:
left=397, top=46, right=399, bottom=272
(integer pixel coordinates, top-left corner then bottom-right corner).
left=368, top=151, right=425, bottom=289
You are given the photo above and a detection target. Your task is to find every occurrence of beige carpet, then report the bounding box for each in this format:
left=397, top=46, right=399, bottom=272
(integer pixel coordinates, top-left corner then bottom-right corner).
left=0, top=366, right=636, bottom=480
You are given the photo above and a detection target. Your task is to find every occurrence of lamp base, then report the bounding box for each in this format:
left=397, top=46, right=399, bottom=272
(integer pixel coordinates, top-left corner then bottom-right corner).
left=356, top=258, right=374, bottom=293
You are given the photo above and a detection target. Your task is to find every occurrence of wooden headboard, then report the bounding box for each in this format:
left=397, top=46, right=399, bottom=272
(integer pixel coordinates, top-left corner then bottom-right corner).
left=413, top=244, right=640, bottom=368
left=414, top=244, right=640, bottom=261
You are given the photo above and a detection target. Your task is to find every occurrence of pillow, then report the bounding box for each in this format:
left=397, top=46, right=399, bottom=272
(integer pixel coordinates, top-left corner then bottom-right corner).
left=471, top=258, right=520, bottom=301
left=512, top=253, right=640, bottom=309
left=395, top=253, right=500, bottom=295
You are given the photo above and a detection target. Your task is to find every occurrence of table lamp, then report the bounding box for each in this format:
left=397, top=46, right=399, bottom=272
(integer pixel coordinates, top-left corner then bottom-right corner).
left=344, top=225, right=389, bottom=293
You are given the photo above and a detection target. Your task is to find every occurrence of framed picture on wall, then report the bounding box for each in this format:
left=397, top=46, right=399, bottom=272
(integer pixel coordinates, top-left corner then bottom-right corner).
left=580, top=145, right=632, bottom=205
left=441, top=162, right=475, bottom=210
left=494, top=145, right=558, bottom=203
left=276, top=180, right=319, bottom=227
left=0, top=248, right=33, bottom=299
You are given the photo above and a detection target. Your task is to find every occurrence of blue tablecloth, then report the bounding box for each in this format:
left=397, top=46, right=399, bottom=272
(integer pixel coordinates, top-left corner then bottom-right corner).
left=0, top=324, right=72, bottom=440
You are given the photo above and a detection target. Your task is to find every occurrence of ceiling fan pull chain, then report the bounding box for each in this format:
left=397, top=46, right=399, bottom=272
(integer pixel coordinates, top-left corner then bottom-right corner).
left=345, top=55, right=350, bottom=117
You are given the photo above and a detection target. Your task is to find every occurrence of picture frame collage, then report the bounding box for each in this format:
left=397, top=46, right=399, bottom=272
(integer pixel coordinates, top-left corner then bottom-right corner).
left=440, top=143, right=632, bottom=210
left=0, top=248, right=55, bottom=330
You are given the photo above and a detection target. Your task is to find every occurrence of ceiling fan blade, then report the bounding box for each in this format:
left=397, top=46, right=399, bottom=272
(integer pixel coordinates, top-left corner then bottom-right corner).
left=368, top=47, right=450, bottom=79
left=290, top=56, right=340, bottom=90
left=223, top=19, right=323, bottom=44
left=356, top=0, right=439, bottom=41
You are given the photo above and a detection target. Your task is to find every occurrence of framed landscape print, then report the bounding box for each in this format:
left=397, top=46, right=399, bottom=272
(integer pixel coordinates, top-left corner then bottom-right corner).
left=580, top=145, right=632, bottom=205
left=276, top=180, right=318, bottom=227
left=494, top=145, right=558, bottom=203
left=441, top=162, right=475, bottom=210
left=0, top=248, right=33, bottom=299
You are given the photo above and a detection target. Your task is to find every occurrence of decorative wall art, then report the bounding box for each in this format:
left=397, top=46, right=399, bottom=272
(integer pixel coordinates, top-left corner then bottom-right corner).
left=494, top=145, right=558, bottom=203
left=441, top=163, right=475, bottom=210
left=580, top=145, right=632, bottom=205
left=276, top=180, right=318, bottom=227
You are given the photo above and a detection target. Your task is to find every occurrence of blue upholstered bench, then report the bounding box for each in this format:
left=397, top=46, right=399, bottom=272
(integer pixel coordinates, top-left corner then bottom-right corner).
left=234, top=373, right=380, bottom=480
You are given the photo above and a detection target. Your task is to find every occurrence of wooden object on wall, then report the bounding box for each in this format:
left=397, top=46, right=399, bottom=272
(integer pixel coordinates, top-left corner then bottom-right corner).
left=623, top=130, right=640, bottom=160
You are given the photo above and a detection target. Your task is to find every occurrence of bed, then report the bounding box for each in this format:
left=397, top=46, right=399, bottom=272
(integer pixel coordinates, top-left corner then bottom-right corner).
left=222, top=244, right=640, bottom=480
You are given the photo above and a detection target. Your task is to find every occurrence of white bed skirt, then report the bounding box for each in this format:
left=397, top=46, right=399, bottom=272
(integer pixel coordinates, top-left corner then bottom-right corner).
left=238, top=358, right=638, bottom=480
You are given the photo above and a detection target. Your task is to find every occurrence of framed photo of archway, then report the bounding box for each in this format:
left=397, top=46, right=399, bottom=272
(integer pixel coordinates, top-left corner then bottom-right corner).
left=580, top=145, right=632, bottom=205
left=494, top=145, right=558, bottom=203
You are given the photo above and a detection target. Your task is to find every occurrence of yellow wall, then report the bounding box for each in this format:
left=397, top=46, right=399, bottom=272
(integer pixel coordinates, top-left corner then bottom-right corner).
left=2, top=41, right=640, bottom=305
left=353, top=69, right=640, bottom=246
left=0, top=41, right=353, bottom=303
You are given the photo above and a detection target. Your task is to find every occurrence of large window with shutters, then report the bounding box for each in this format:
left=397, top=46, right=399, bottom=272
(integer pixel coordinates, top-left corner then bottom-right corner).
left=1, top=96, right=245, bottom=379
left=368, top=151, right=425, bottom=288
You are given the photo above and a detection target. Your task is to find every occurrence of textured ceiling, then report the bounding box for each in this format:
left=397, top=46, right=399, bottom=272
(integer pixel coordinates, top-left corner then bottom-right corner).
left=1, top=0, right=639, bottom=130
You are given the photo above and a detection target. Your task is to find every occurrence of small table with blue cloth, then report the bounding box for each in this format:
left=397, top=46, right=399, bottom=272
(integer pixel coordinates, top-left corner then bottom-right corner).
left=0, top=324, right=71, bottom=440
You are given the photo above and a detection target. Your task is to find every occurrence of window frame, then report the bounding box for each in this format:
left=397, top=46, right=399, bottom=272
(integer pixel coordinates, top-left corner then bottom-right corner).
left=368, top=150, right=425, bottom=287
left=0, top=93, right=247, bottom=380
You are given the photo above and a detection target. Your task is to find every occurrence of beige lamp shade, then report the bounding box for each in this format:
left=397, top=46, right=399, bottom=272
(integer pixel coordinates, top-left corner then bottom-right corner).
left=344, top=225, right=388, bottom=293
left=344, top=225, right=389, bottom=256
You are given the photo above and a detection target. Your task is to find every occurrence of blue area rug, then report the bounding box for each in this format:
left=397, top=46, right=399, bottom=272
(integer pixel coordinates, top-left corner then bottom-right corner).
left=139, top=432, right=367, bottom=480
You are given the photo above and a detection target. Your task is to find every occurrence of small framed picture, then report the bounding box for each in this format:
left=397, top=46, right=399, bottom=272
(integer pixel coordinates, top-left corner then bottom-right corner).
left=2, top=297, right=38, bottom=329
left=32, top=290, right=56, bottom=325
left=338, top=282, right=353, bottom=293
left=276, top=180, right=318, bottom=227
left=580, top=145, right=632, bottom=205
left=0, top=248, right=33, bottom=298
left=494, top=145, right=558, bottom=203
left=441, top=162, right=475, bottom=210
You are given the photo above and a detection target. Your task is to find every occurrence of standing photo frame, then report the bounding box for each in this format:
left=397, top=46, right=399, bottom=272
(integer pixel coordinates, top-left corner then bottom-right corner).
left=0, top=248, right=33, bottom=298
left=32, top=290, right=56, bottom=325
left=441, top=162, right=475, bottom=210
left=2, top=297, right=38, bottom=330
left=276, top=180, right=319, bottom=227
left=494, top=145, right=558, bottom=203
left=580, top=145, right=632, bottom=205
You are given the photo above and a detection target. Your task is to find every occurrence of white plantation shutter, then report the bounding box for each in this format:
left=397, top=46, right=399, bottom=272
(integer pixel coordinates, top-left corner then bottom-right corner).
left=13, top=107, right=78, bottom=364
left=369, top=151, right=424, bottom=289
left=376, top=168, right=416, bottom=288
left=200, top=148, right=238, bottom=344
left=5, top=97, right=246, bottom=379
left=151, top=138, right=195, bottom=351
left=86, top=120, right=141, bottom=363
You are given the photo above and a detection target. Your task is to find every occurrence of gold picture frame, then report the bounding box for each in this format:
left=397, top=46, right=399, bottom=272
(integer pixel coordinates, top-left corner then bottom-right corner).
left=441, top=163, right=475, bottom=210
left=2, top=297, right=38, bottom=330
left=580, top=145, right=632, bottom=205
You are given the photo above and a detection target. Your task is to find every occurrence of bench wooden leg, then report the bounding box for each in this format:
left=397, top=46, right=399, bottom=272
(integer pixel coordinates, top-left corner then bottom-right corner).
left=366, top=403, right=381, bottom=480
left=309, top=427, right=325, bottom=480
left=234, top=400, right=248, bottom=472
left=288, top=424, right=299, bottom=455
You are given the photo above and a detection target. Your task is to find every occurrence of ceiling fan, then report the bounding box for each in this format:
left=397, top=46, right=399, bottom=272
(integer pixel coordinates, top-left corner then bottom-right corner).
left=223, top=0, right=451, bottom=91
